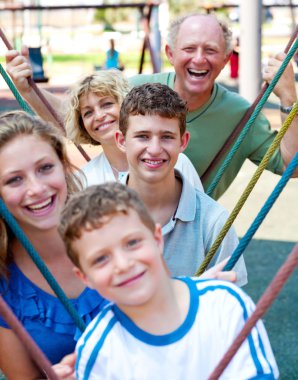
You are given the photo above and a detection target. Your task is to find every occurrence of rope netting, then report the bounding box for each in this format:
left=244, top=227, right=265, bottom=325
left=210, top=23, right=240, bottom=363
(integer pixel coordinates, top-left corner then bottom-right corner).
left=196, top=102, right=298, bottom=275
left=0, top=20, right=297, bottom=378
left=206, top=37, right=298, bottom=197
left=201, top=25, right=298, bottom=186
left=223, top=152, right=298, bottom=272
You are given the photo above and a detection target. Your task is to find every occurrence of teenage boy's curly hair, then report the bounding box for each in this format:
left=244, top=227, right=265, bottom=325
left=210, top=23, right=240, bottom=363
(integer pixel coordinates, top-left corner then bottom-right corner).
left=59, top=182, right=156, bottom=268
left=119, top=83, right=187, bottom=136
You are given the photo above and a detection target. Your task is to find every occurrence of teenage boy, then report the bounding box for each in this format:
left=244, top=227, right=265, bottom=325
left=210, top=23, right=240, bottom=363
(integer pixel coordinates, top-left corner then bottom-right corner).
left=58, top=182, right=278, bottom=380
left=115, top=83, right=247, bottom=286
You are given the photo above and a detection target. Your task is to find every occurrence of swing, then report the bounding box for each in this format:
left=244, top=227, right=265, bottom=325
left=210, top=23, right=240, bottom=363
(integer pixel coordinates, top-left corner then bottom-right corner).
left=28, top=47, right=49, bottom=83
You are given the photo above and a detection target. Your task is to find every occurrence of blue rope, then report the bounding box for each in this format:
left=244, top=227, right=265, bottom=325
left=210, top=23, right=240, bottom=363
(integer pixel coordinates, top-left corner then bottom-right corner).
left=0, top=198, right=86, bottom=332
left=207, top=38, right=298, bottom=196
left=0, top=64, right=34, bottom=115
left=224, top=152, right=298, bottom=271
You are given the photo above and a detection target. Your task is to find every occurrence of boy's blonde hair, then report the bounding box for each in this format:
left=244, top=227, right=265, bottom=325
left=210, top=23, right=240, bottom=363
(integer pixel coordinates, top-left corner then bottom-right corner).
left=59, top=182, right=156, bottom=268
left=0, top=111, right=82, bottom=278
left=65, top=70, right=130, bottom=145
left=119, top=83, right=187, bottom=137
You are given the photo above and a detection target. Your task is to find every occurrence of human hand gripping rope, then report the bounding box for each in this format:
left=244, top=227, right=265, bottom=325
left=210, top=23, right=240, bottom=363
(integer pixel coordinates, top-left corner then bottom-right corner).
left=0, top=28, right=90, bottom=162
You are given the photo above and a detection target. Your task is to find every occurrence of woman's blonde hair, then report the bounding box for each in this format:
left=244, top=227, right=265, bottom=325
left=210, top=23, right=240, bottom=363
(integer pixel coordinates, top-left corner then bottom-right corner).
left=65, top=70, right=130, bottom=145
left=0, top=111, right=82, bottom=279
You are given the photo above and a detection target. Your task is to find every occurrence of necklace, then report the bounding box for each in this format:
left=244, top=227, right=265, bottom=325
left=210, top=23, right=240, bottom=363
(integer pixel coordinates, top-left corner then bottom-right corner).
left=111, top=164, right=119, bottom=177
left=111, top=164, right=127, bottom=182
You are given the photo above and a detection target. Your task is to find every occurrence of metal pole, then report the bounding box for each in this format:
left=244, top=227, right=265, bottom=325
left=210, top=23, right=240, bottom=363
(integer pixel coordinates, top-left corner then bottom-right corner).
left=150, top=5, right=161, bottom=72
left=239, top=0, right=262, bottom=102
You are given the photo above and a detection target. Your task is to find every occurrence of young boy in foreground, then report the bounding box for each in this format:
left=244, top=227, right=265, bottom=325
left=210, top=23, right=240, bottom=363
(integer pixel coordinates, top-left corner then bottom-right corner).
left=58, top=183, right=278, bottom=380
left=115, top=83, right=247, bottom=285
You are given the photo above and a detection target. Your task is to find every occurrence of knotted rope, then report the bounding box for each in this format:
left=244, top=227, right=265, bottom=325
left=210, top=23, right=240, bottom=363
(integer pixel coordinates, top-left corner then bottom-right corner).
left=206, top=37, right=298, bottom=197
left=0, top=295, right=60, bottom=379
left=0, top=28, right=90, bottom=162
left=0, top=198, right=86, bottom=332
left=201, top=25, right=298, bottom=186
left=208, top=243, right=298, bottom=379
left=196, top=104, right=298, bottom=276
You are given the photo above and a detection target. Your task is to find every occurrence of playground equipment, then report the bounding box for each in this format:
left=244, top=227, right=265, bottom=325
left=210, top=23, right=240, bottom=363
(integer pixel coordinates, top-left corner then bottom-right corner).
left=0, top=2, right=161, bottom=74
left=28, top=46, right=49, bottom=83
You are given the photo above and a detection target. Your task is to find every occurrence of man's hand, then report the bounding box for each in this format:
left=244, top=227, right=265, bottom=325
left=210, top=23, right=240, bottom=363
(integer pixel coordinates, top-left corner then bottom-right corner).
left=263, top=52, right=297, bottom=106
left=5, top=45, right=33, bottom=94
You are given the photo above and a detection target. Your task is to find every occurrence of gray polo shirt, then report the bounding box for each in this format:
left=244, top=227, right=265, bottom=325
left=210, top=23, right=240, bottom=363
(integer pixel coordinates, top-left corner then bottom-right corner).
left=162, top=171, right=247, bottom=286
left=121, top=170, right=247, bottom=286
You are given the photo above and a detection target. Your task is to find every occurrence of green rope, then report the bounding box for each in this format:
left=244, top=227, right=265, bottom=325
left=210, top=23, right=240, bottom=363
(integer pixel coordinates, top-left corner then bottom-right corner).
left=206, top=37, right=298, bottom=197
left=0, top=64, right=34, bottom=115
left=196, top=101, right=298, bottom=276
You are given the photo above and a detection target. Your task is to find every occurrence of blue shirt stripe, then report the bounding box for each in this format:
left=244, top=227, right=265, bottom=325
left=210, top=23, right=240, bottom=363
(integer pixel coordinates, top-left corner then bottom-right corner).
left=197, top=284, right=269, bottom=375
left=82, top=316, right=117, bottom=380
left=76, top=305, right=112, bottom=374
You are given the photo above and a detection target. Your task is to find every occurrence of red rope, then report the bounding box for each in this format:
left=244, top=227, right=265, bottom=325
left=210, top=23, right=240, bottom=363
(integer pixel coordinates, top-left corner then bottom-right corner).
left=208, top=243, right=298, bottom=379
left=0, top=295, right=60, bottom=379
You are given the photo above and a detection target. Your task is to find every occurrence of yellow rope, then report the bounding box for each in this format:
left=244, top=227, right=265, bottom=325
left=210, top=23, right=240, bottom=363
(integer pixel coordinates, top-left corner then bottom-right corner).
left=196, top=101, right=298, bottom=276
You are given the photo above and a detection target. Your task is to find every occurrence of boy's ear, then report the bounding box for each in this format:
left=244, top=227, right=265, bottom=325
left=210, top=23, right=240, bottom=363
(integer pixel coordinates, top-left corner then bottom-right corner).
left=154, top=223, right=164, bottom=253
left=115, top=130, right=126, bottom=153
left=180, top=131, right=190, bottom=152
left=73, top=266, right=94, bottom=289
left=154, top=223, right=171, bottom=276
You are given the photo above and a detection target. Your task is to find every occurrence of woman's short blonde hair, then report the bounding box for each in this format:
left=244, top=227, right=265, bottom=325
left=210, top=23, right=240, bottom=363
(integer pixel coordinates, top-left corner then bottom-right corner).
left=64, top=70, right=130, bottom=146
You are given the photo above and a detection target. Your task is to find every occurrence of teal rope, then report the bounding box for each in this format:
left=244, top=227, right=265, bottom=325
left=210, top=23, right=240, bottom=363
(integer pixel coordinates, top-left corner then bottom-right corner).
left=0, top=64, right=34, bottom=115
left=207, top=38, right=298, bottom=196
left=224, top=152, right=298, bottom=271
left=0, top=198, right=86, bottom=332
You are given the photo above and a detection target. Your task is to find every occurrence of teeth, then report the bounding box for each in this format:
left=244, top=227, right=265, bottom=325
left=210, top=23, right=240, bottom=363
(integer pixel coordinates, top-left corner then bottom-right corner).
left=27, top=197, right=52, bottom=211
left=95, top=121, right=113, bottom=131
left=144, top=160, right=163, bottom=165
left=188, top=69, right=208, bottom=75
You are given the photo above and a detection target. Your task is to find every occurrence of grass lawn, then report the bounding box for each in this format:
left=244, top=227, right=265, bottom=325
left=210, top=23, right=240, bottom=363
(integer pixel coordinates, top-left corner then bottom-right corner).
left=243, top=239, right=298, bottom=380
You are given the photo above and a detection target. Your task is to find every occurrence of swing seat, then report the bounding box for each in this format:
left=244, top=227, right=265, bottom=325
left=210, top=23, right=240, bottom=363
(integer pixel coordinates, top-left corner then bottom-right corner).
left=28, top=47, right=49, bottom=83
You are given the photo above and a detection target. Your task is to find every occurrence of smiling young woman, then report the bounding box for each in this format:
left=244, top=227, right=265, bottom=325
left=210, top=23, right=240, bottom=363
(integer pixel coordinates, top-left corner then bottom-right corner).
left=0, top=111, right=107, bottom=379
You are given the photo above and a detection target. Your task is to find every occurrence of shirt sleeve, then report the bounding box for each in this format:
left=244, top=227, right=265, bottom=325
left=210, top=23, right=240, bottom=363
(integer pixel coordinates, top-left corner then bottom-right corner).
left=245, top=112, right=284, bottom=175
left=218, top=286, right=279, bottom=379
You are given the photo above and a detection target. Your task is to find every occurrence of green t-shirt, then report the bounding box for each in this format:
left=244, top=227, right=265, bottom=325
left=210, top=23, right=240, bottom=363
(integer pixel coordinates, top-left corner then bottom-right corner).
left=129, top=72, right=283, bottom=199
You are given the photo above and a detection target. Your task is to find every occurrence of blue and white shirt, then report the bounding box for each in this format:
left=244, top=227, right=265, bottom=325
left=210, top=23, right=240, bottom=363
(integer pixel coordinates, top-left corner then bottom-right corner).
left=75, top=277, right=278, bottom=380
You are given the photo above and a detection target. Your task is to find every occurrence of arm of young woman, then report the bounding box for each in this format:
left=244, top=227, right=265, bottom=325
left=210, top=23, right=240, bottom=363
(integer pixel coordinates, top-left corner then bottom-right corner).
left=0, top=327, right=42, bottom=380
